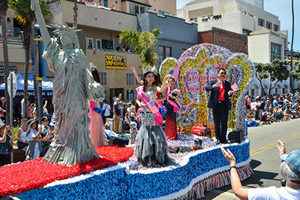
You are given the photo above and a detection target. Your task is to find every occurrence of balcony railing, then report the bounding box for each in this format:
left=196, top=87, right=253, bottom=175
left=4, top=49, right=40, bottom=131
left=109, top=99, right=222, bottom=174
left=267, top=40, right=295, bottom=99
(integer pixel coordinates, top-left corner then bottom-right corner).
left=62, top=1, right=138, bottom=32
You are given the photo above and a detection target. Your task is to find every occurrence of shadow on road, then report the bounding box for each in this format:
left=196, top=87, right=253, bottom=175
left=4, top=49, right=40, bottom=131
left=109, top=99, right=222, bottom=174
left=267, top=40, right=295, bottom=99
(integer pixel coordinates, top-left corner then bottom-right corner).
left=202, top=159, right=280, bottom=199
left=244, top=169, right=279, bottom=186
left=245, top=159, right=280, bottom=186
left=250, top=159, right=261, bottom=169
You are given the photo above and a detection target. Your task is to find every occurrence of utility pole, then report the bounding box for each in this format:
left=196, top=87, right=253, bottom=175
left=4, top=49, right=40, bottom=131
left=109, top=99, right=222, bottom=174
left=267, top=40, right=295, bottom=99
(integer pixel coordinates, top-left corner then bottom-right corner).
left=0, top=0, right=10, bottom=124
left=33, top=37, right=42, bottom=120
left=73, top=0, right=78, bottom=28
left=33, top=23, right=43, bottom=120
left=290, top=0, right=295, bottom=92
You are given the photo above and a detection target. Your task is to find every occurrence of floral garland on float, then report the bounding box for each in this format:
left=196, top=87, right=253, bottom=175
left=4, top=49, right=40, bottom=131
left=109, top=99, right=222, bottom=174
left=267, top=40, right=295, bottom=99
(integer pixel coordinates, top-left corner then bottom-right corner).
left=159, top=43, right=254, bottom=136
left=16, top=141, right=252, bottom=200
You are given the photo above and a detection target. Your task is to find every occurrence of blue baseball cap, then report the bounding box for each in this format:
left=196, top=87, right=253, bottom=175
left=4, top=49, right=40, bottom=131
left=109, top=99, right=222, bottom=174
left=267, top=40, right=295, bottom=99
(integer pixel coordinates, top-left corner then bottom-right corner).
left=284, top=150, right=300, bottom=182
left=286, top=150, right=300, bottom=174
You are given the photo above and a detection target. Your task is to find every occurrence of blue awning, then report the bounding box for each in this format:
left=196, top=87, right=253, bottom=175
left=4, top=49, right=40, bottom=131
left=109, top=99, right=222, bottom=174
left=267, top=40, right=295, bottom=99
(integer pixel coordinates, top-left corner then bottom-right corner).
left=0, top=73, right=53, bottom=91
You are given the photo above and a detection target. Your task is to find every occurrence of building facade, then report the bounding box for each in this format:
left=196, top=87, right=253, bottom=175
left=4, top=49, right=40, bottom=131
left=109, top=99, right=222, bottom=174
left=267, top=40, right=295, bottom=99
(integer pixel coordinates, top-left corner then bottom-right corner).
left=177, top=0, right=280, bottom=35
left=80, top=0, right=177, bottom=16
left=139, top=11, right=198, bottom=63
left=248, top=29, right=287, bottom=63
left=1, top=0, right=194, bottom=103
left=199, top=27, right=248, bottom=54
left=0, top=9, right=26, bottom=80
left=178, top=0, right=291, bottom=96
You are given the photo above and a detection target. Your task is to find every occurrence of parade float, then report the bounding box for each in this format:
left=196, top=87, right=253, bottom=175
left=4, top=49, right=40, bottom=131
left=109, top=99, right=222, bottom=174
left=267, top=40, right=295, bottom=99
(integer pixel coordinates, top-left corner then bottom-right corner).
left=0, top=43, right=254, bottom=200
left=0, top=1, right=254, bottom=199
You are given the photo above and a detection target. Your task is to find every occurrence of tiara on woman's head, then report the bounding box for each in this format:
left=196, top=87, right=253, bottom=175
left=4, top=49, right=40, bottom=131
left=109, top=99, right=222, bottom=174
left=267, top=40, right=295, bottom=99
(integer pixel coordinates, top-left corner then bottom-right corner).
left=143, top=65, right=158, bottom=75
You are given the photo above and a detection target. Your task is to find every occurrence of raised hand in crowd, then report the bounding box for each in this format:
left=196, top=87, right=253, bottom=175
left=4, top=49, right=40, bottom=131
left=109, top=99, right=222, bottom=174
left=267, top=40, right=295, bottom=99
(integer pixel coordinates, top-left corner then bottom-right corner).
left=277, top=139, right=287, bottom=156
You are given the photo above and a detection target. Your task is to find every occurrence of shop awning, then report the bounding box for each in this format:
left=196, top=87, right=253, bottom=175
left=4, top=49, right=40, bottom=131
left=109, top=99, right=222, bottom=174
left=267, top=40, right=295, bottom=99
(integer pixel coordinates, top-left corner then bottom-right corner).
left=0, top=73, right=53, bottom=91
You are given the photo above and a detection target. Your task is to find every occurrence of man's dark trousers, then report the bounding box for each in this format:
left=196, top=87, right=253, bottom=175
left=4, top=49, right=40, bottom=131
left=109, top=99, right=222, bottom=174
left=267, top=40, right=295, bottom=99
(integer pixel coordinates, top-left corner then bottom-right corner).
left=212, top=102, right=228, bottom=143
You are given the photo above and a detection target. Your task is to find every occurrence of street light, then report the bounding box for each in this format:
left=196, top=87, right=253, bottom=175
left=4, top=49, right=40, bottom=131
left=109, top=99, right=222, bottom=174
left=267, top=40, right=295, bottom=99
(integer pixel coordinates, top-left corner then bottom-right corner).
left=290, top=0, right=295, bottom=92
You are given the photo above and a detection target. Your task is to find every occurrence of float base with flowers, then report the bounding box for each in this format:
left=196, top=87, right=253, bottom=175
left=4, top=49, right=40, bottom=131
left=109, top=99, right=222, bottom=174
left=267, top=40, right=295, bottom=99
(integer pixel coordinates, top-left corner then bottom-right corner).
left=11, top=140, right=251, bottom=200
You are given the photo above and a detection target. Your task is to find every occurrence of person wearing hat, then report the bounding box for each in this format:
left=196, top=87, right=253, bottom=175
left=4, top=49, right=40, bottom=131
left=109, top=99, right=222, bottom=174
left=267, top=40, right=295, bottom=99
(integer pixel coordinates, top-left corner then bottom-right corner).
left=221, top=140, right=300, bottom=200
left=25, top=119, right=42, bottom=160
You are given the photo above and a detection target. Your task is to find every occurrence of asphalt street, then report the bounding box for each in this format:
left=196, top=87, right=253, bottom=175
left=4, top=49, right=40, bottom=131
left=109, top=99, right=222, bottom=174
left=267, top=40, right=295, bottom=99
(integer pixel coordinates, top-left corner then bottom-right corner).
left=206, top=118, right=300, bottom=200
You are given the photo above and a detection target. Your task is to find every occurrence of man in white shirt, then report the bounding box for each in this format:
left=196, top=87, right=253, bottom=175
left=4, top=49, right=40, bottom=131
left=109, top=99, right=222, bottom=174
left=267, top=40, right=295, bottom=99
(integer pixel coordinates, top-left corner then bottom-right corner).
left=222, top=140, right=300, bottom=200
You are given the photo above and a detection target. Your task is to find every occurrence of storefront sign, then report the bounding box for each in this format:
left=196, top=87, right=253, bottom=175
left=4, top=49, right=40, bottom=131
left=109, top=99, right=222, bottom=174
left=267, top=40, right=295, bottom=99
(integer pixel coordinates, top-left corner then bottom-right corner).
left=105, top=54, right=127, bottom=70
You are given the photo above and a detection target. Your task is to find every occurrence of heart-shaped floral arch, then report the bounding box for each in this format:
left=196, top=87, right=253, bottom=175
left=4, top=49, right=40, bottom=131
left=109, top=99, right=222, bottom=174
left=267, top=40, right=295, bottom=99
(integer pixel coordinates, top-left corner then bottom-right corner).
left=159, top=43, right=254, bottom=135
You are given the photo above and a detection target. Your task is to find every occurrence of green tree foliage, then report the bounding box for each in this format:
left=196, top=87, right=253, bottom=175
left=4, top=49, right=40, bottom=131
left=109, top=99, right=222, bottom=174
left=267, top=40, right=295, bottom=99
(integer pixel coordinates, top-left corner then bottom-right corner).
left=119, top=29, right=160, bottom=68
left=9, top=0, right=51, bottom=25
left=290, top=61, right=300, bottom=80
left=8, top=0, right=51, bottom=117
left=255, top=59, right=290, bottom=95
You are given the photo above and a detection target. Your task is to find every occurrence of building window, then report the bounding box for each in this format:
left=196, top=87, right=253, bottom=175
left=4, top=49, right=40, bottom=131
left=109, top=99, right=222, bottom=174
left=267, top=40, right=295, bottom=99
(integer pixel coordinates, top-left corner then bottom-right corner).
left=271, top=42, right=282, bottom=61
left=99, top=72, right=107, bottom=85
left=101, top=0, right=109, bottom=7
left=126, top=73, right=134, bottom=86
left=127, top=90, right=135, bottom=102
left=158, top=46, right=164, bottom=63
left=158, top=46, right=172, bottom=63
left=165, top=47, right=172, bottom=57
left=128, top=2, right=148, bottom=15
left=274, top=24, right=279, bottom=31
left=242, top=29, right=252, bottom=35
left=258, top=18, right=265, bottom=27
left=102, top=39, right=114, bottom=50
left=96, top=39, right=101, bottom=50
left=86, top=38, right=94, bottom=49
left=135, top=5, right=139, bottom=15
left=266, top=21, right=272, bottom=29
left=129, top=3, right=135, bottom=15
left=190, top=18, right=198, bottom=22
left=140, top=6, right=145, bottom=14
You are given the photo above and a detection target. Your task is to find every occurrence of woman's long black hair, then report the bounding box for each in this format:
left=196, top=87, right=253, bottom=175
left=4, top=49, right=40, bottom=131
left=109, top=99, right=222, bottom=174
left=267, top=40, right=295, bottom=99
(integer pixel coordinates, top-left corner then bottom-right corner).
left=142, top=71, right=161, bottom=91
left=91, top=67, right=101, bottom=83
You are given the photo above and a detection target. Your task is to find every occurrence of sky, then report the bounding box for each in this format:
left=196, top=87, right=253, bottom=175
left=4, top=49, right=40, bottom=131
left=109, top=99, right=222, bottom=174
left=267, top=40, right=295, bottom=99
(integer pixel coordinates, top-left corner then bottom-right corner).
left=176, top=0, right=300, bottom=51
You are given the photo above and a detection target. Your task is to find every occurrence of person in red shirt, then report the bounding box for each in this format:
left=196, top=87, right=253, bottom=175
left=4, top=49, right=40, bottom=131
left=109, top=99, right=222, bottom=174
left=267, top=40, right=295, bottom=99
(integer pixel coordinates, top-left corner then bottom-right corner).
left=205, top=68, right=236, bottom=144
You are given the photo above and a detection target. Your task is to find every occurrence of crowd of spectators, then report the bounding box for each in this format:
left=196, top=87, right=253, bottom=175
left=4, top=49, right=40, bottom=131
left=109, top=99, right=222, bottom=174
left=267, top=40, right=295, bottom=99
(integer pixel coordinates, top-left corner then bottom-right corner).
left=1, top=92, right=300, bottom=166
left=0, top=94, right=139, bottom=166
left=0, top=100, right=54, bottom=165
left=245, top=93, right=300, bottom=127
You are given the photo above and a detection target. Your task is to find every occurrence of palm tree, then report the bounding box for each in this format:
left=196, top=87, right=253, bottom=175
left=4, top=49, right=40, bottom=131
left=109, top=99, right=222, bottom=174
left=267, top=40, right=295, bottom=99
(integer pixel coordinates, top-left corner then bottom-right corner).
left=290, top=0, right=295, bottom=91
left=0, top=0, right=10, bottom=123
left=8, top=0, right=50, bottom=118
left=119, top=29, right=160, bottom=69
